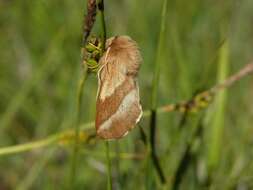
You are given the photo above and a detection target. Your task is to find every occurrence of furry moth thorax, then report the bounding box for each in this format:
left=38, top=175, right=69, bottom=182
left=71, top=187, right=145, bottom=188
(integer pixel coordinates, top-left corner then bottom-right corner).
left=95, top=36, right=142, bottom=139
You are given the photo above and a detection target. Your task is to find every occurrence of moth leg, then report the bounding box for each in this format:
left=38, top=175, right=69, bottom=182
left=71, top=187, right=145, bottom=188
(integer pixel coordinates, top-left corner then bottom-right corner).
left=86, top=58, right=100, bottom=72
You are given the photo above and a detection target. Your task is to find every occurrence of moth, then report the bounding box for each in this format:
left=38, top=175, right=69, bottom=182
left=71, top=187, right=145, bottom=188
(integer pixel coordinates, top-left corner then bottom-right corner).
left=95, top=36, right=142, bottom=139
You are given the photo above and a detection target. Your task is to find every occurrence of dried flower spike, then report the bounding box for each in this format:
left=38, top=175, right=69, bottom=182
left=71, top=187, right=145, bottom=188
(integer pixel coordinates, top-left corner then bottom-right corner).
left=83, top=0, right=97, bottom=45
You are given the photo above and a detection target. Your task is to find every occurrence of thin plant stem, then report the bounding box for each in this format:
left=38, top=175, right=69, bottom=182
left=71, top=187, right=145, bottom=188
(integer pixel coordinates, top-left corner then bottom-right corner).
left=207, top=40, right=229, bottom=173
left=106, top=141, right=113, bottom=190
left=172, top=116, right=204, bottom=190
left=69, top=0, right=98, bottom=186
left=149, top=0, right=168, bottom=184
left=0, top=134, right=59, bottom=156
left=70, top=66, right=88, bottom=187
left=97, top=0, right=106, bottom=52
left=97, top=0, right=112, bottom=189
left=0, top=62, right=252, bottom=157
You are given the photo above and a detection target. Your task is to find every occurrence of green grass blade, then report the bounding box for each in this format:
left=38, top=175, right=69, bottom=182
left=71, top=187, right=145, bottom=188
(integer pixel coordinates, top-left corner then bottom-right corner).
left=207, top=40, right=230, bottom=172
left=16, top=148, right=56, bottom=190
left=149, top=0, right=169, bottom=186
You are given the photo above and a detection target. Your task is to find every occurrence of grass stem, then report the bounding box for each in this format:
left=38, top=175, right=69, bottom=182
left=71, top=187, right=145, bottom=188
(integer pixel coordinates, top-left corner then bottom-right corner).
left=0, top=62, right=251, bottom=157
left=149, top=0, right=168, bottom=184
left=97, top=0, right=106, bottom=51
left=69, top=65, right=88, bottom=187
left=106, top=141, right=113, bottom=190
left=208, top=40, right=229, bottom=173
left=0, top=135, right=58, bottom=156
left=97, top=0, right=112, bottom=188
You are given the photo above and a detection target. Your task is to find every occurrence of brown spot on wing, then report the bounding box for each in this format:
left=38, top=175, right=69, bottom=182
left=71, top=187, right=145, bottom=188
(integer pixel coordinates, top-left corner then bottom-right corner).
left=96, top=76, right=135, bottom=130
left=97, top=89, right=142, bottom=139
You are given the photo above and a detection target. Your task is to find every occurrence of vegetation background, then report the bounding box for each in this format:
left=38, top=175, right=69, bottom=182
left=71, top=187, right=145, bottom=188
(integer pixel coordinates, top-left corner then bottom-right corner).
left=0, top=0, right=253, bottom=189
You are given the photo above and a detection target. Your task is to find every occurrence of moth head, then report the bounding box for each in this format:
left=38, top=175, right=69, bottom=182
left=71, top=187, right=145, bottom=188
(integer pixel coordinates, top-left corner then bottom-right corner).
left=105, top=36, right=133, bottom=50
left=102, top=35, right=142, bottom=76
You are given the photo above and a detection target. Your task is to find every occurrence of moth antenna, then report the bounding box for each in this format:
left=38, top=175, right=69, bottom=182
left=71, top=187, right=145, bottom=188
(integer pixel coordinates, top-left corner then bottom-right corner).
left=104, top=46, right=111, bottom=62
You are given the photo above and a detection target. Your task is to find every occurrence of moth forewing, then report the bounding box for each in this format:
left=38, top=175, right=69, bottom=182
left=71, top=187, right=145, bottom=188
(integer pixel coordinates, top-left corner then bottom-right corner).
left=95, top=36, right=142, bottom=139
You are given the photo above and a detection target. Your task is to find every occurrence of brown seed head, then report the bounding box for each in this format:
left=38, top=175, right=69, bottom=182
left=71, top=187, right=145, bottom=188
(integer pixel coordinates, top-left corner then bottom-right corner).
left=83, top=0, right=97, bottom=45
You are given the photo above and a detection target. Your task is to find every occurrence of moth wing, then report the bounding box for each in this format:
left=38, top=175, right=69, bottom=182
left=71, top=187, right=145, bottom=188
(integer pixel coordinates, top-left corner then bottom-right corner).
left=96, top=76, right=142, bottom=139
left=95, top=37, right=142, bottom=139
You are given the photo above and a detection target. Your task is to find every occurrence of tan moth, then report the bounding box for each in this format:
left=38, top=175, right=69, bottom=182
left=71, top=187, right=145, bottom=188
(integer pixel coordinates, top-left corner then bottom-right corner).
left=95, top=36, right=142, bottom=139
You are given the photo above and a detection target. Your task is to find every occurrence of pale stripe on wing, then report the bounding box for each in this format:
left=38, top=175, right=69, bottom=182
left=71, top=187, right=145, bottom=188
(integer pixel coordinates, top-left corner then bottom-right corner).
left=98, top=88, right=139, bottom=132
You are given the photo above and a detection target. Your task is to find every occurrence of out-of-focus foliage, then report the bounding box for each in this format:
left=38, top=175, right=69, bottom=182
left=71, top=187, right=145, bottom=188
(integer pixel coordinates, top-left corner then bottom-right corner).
left=0, top=0, right=253, bottom=189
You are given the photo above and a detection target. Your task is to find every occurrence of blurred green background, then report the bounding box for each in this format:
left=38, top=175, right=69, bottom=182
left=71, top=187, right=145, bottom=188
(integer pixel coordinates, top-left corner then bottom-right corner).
left=0, top=0, right=253, bottom=189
